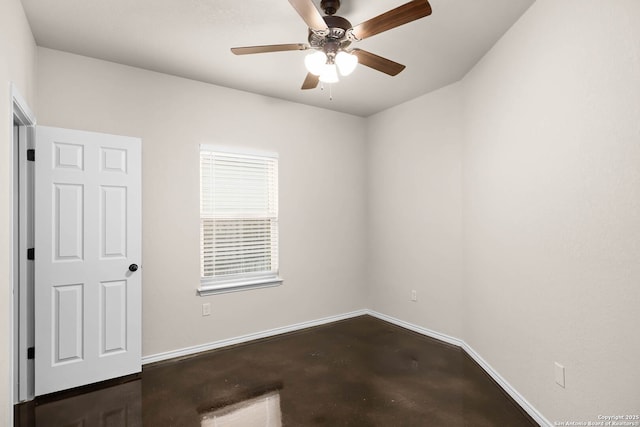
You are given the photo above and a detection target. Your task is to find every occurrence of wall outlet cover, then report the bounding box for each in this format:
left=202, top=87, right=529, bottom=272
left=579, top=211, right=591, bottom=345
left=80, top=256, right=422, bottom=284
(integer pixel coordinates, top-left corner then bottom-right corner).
left=202, top=302, right=211, bottom=316
left=554, top=362, right=565, bottom=388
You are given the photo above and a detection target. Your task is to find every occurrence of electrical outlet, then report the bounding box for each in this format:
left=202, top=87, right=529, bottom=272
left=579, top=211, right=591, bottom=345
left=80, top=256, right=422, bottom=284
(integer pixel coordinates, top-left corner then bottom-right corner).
left=554, top=362, right=565, bottom=388
left=202, top=302, right=211, bottom=317
left=411, top=290, right=417, bottom=302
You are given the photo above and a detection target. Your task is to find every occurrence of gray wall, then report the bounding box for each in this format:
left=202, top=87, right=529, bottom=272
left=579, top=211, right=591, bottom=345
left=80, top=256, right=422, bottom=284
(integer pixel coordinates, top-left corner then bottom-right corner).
left=368, top=0, right=640, bottom=422
left=366, top=83, right=464, bottom=339
left=462, top=0, right=640, bottom=420
left=0, top=0, right=37, bottom=423
left=36, top=48, right=368, bottom=357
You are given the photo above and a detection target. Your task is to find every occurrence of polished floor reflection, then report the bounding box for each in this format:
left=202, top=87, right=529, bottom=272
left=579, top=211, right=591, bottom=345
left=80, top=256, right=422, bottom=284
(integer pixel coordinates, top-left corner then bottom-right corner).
left=15, top=316, right=538, bottom=426
left=201, top=390, right=282, bottom=427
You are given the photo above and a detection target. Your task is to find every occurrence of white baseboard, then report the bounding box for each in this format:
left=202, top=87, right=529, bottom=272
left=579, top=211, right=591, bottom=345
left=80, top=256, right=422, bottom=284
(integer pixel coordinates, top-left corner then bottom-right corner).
left=143, top=308, right=551, bottom=426
left=142, top=309, right=369, bottom=365
left=366, top=310, right=553, bottom=427
left=461, top=342, right=553, bottom=427
left=366, top=310, right=463, bottom=347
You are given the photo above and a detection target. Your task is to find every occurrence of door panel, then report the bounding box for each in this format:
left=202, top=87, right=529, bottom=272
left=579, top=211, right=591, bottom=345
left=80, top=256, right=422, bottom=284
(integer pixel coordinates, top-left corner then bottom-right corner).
left=100, top=280, right=127, bottom=355
left=54, top=183, right=84, bottom=260
left=53, top=283, right=84, bottom=364
left=100, top=186, right=127, bottom=258
left=35, top=126, right=141, bottom=396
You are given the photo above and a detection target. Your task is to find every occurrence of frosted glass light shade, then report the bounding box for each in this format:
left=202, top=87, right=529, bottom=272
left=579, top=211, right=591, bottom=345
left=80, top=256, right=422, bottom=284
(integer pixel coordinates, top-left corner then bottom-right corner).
left=335, top=51, right=358, bottom=76
left=305, top=51, right=328, bottom=76
left=319, top=64, right=339, bottom=83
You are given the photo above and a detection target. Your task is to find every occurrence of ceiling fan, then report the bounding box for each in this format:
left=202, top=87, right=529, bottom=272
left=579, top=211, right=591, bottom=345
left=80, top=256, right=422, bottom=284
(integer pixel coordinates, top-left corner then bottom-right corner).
left=231, top=0, right=433, bottom=90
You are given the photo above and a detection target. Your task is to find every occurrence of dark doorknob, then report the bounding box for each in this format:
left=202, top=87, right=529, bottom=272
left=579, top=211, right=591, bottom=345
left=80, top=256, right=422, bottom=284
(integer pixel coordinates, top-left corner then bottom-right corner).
left=129, top=264, right=139, bottom=272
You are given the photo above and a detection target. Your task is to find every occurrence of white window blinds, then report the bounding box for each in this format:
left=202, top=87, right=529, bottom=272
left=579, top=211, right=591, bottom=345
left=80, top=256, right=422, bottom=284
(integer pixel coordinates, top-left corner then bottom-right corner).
left=200, top=147, right=279, bottom=291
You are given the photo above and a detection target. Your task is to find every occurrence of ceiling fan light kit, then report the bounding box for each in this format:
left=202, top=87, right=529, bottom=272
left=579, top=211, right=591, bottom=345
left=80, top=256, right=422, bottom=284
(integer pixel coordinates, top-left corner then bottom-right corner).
left=335, top=51, right=358, bottom=76
left=231, top=0, right=432, bottom=92
left=304, top=50, right=327, bottom=75
left=304, top=50, right=357, bottom=81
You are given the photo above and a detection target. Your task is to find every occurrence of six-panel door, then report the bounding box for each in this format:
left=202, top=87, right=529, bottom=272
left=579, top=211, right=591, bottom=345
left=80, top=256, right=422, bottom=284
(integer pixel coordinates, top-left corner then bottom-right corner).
left=34, top=126, right=141, bottom=396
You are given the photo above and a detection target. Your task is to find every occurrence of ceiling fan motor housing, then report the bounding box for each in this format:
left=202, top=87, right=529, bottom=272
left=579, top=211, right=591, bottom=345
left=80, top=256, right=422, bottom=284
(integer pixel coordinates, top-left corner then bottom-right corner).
left=308, top=15, right=353, bottom=51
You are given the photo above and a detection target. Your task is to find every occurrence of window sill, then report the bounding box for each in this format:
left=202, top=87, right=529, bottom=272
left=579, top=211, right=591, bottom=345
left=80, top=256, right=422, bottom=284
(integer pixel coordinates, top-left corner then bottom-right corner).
left=198, top=276, right=283, bottom=296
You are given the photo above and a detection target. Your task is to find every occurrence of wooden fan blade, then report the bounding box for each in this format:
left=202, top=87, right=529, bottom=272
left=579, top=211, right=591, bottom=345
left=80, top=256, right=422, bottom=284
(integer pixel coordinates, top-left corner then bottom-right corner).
left=301, top=73, right=320, bottom=90
left=288, top=0, right=328, bottom=31
left=351, top=0, right=432, bottom=41
left=231, top=43, right=308, bottom=55
left=352, top=49, right=406, bottom=76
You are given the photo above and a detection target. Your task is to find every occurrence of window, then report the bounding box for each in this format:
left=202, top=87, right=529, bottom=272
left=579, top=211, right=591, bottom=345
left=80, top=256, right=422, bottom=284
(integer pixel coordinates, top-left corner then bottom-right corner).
left=199, top=146, right=281, bottom=295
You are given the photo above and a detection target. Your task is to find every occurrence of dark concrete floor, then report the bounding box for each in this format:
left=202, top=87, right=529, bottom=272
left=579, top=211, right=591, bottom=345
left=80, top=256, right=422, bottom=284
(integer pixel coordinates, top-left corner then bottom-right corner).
left=15, top=315, right=538, bottom=426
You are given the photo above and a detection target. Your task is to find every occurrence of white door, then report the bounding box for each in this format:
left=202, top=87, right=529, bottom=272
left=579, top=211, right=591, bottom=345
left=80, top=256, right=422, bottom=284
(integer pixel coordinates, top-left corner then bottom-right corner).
left=34, top=126, right=141, bottom=396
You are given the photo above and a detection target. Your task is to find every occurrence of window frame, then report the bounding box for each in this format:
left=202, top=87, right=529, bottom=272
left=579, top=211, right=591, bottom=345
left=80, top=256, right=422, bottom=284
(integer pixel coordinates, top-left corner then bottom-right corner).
left=198, top=144, right=282, bottom=296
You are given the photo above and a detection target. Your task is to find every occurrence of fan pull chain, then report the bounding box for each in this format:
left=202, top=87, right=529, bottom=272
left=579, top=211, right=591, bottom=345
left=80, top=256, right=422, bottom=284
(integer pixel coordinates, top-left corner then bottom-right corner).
left=318, top=82, right=333, bottom=101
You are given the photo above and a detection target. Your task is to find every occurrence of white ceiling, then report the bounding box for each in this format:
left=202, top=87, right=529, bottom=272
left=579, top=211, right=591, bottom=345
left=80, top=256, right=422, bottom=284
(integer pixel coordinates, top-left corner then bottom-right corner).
left=21, top=0, right=534, bottom=117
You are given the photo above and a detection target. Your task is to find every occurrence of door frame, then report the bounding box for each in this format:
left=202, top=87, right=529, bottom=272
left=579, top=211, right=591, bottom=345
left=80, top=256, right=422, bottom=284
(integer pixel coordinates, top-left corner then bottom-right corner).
left=10, top=82, right=36, bottom=409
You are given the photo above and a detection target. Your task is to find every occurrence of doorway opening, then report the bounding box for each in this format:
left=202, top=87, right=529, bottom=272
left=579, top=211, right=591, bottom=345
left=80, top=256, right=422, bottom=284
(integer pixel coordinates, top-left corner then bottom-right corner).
left=11, top=84, right=36, bottom=404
